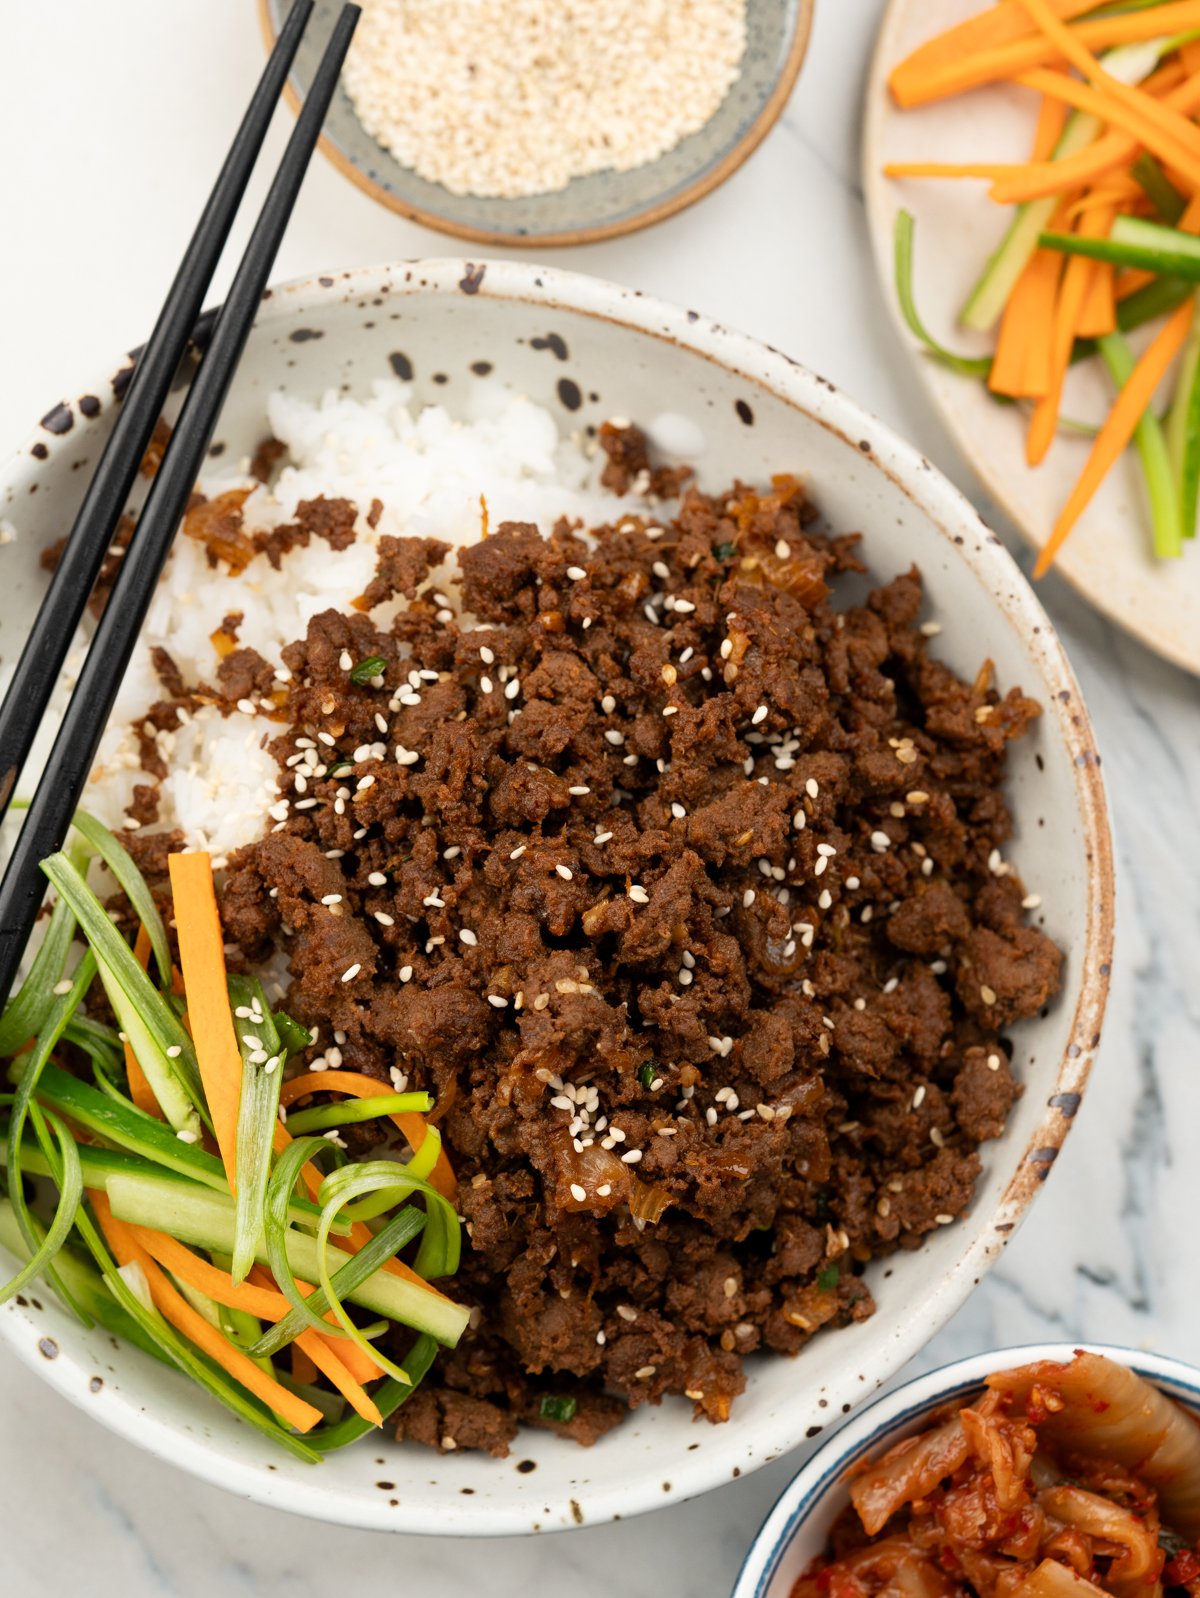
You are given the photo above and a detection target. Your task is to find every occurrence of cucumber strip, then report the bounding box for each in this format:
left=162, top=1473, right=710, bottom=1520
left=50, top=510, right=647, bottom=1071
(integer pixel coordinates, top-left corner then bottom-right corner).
left=962, top=112, right=1099, bottom=334
left=284, top=1092, right=434, bottom=1137
left=66, top=809, right=172, bottom=987
left=228, top=976, right=285, bottom=1285
left=1166, top=299, right=1200, bottom=537
left=41, top=853, right=204, bottom=1134
left=1098, top=329, right=1184, bottom=558
left=1040, top=227, right=1200, bottom=281
left=104, top=1169, right=467, bottom=1346
left=1131, top=152, right=1187, bottom=224
left=10, top=1061, right=342, bottom=1230
left=309, top=1334, right=439, bottom=1453
left=0, top=1199, right=170, bottom=1363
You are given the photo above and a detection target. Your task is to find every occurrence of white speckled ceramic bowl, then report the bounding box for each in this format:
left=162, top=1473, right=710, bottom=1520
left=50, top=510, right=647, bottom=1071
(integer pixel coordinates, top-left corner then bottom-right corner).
left=0, top=261, right=1112, bottom=1534
left=733, top=1344, right=1200, bottom=1598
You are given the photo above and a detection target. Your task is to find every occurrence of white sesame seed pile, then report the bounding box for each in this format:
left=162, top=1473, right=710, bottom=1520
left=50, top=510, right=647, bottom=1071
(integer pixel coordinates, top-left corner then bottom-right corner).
left=342, top=0, right=748, bottom=199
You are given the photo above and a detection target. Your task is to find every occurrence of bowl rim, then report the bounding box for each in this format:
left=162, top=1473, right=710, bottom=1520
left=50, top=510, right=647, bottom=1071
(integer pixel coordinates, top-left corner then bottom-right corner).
left=0, top=257, right=1113, bottom=1533
left=255, top=0, right=817, bottom=247
left=732, top=1342, right=1200, bottom=1598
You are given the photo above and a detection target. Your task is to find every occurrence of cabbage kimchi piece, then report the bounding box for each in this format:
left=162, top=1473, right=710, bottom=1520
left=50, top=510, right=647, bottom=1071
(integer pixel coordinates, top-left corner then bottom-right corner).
left=793, top=1353, right=1200, bottom=1598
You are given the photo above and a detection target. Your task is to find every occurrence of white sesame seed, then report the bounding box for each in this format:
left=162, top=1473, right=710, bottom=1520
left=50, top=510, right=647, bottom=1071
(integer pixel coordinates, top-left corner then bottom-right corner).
left=399, top=965, right=413, bottom=982
left=670, top=802, right=686, bottom=819
left=817, top=843, right=836, bottom=857
left=176, top=1129, right=200, bottom=1144
left=341, top=964, right=361, bottom=982
left=165, top=1045, right=182, bottom=1059
left=374, top=911, right=395, bottom=926
left=604, top=729, right=625, bottom=745
left=1022, top=893, right=1042, bottom=909
left=480, top=646, right=495, bottom=665
left=621, top=1148, right=643, bottom=1164
left=616, top=1304, right=638, bottom=1322
left=487, top=994, right=508, bottom=1009
left=921, top=622, right=943, bottom=637
left=459, top=928, right=478, bottom=947
left=556, top=864, right=573, bottom=880
left=806, top=778, right=819, bottom=799
left=236, top=697, right=257, bottom=716
left=568, top=785, right=591, bottom=796
left=871, top=830, right=891, bottom=851
left=52, top=979, right=73, bottom=996
left=566, top=566, right=587, bottom=581
left=743, top=889, right=756, bottom=908
left=594, top=831, right=613, bottom=844
left=505, top=678, right=521, bottom=701
left=818, top=889, right=832, bottom=910
left=509, top=844, right=526, bottom=859
left=628, top=885, right=650, bottom=904
left=340, top=651, right=353, bottom=671
left=570, top=1183, right=587, bottom=1202
left=751, top=704, right=768, bottom=725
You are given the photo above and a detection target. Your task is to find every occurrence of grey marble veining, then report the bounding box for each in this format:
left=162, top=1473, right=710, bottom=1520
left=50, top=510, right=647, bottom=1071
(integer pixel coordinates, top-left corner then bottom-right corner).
left=1, top=2, right=1197, bottom=1594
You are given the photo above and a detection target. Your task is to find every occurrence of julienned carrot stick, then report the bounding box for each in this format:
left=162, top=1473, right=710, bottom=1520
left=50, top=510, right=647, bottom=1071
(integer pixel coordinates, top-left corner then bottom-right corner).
left=91, top=1190, right=322, bottom=1433
left=1013, top=0, right=1200, bottom=170
left=990, top=69, right=1200, bottom=203
left=278, top=1071, right=457, bottom=1200
left=891, top=0, right=1200, bottom=108
left=1076, top=259, right=1117, bottom=339
left=1034, top=300, right=1194, bottom=574
left=167, top=852, right=242, bottom=1185
left=990, top=247, right=1062, bottom=396
left=244, top=1264, right=385, bottom=1389
left=1029, top=202, right=1117, bottom=464
left=124, top=926, right=165, bottom=1121
left=888, top=0, right=1097, bottom=104
left=1016, top=69, right=1200, bottom=195
left=988, top=107, right=1069, bottom=398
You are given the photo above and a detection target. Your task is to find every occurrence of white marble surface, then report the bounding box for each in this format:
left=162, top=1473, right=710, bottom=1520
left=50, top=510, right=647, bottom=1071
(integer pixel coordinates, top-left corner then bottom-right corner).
left=1, top=2, right=1198, bottom=1593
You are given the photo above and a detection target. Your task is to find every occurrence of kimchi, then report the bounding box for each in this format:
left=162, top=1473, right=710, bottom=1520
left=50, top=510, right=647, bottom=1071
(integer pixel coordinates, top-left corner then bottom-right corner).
left=794, top=1353, right=1200, bottom=1598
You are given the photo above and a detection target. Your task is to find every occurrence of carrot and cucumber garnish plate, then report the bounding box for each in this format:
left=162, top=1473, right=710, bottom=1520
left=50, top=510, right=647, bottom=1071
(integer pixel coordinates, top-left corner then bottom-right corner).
left=0, top=809, right=468, bottom=1460
left=864, top=0, right=1200, bottom=675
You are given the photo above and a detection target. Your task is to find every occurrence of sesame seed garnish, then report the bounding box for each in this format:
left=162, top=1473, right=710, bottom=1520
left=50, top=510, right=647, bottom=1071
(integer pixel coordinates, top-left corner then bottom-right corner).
left=341, top=964, right=361, bottom=982
left=806, top=778, right=819, bottom=799
left=594, top=830, right=613, bottom=844
left=673, top=598, right=695, bottom=614
left=556, top=864, right=573, bottom=880
left=339, top=650, right=353, bottom=670
left=570, top=1183, right=587, bottom=1201
left=165, top=1045, right=182, bottom=1059
left=396, top=746, right=420, bottom=765
left=509, top=844, right=526, bottom=859
left=616, top=1304, right=638, bottom=1322
left=566, top=565, right=587, bottom=581
left=1022, top=892, right=1042, bottom=909
left=751, top=705, right=768, bottom=725
left=320, top=894, right=342, bottom=906
left=921, top=622, right=943, bottom=637
left=980, top=984, right=998, bottom=1006
left=569, top=785, right=591, bottom=796
left=487, top=994, right=508, bottom=1009
left=399, top=965, right=413, bottom=982
left=628, top=884, right=649, bottom=904
left=620, top=1148, right=643, bottom=1164
left=936, top=1213, right=955, bottom=1225
left=670, top=802, right=686, bottom=819
left=505, top=679, right=521, bottom=700
left=459, top=928, right=478, bottom=947
left=604, top=729, right=625, bottom=745
left=374, top=911, right=395, bottom=926
left=870, top=830, right=891, bottom=851
left=743, top=889, right=756, bottom=907
left=987, top=1053, right=1001, bottom=1071
left=818, top=889, right=832, bottom=910
left=176, top=1129, right=200, bottom=1144
left=793, top=809, right=806, bottom=831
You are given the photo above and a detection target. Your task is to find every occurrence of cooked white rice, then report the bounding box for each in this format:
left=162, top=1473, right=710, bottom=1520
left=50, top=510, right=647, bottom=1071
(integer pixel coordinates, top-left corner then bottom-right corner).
left=70, top=381, right=640, bottom=864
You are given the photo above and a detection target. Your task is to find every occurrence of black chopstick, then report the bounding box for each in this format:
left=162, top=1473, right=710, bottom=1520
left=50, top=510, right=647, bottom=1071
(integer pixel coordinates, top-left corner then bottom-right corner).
left=0, top=0, right=314, bottom=829
left=0, top=4, right=361, bottom=1002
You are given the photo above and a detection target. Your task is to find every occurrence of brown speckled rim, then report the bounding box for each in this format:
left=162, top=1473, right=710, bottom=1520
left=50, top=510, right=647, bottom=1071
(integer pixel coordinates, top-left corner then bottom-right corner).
left=255, top=0, right=815, bottom=247
left=0, top=261, right=1113, bottom=1535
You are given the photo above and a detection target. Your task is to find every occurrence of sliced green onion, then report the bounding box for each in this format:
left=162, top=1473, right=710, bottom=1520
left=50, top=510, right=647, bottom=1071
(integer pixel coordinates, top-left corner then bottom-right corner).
left=271, top=1009, right=313, bottom=1056
left=1166, top=298, right=1200, bottom=538
left=310, top=1334, right=439, bottom=1452
left=1131, top=152, right=1186, bottom=224
left=284, top=1091, right=433, bottom=1137
left=229, top=976, right=285, bottom=1285
left=0, top=1129, right=198, bottom=1192
left=62, top=1013, right=125, bottom=1075
left=1098, top=330, right=1183, bottom=559
left=66, top=809, right=172, bottom=986
left=0, top=1102, right=83, bottom=1309
left=350, top=655, right=387, bottom=685
left=41, top=853, right=204, bottom=1135
left=539, top=1394, right=577, bottom=1423
left=5, top=946, right=96, bottom=1319
left=637, top=1062, right=656, bottom=1089
left=816, top=1263, right=841, bottom=1291
left=895, top=212, right=992, bottom=377
left=0, top=846, right=84, bottom=1055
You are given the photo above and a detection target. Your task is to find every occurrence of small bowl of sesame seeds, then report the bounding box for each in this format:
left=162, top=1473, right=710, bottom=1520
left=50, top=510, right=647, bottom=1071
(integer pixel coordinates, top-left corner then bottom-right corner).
left=259, top=0, right=815, bottom=245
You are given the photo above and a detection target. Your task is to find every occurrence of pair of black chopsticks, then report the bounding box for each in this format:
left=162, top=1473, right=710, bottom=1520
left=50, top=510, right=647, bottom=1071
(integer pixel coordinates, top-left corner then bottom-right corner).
left=0, top=1, right=360, bottom=1000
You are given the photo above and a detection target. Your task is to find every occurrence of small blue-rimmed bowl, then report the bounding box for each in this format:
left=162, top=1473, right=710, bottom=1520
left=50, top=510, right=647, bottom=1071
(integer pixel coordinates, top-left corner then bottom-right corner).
left=733, top=1343, right=1200, bottom=1598
left=258, top=0, right=814, bottom=247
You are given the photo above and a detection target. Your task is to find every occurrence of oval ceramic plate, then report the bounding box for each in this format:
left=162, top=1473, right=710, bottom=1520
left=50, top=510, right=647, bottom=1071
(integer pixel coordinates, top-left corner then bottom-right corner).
left=259, top=0, right=813, bottom=246
left=863, top=0, right=1200, bottom=677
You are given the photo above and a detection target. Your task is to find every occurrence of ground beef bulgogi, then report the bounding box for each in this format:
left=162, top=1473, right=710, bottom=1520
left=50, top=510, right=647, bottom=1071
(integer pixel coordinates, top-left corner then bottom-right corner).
left=129, top=425, right=1063, bottom=1456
